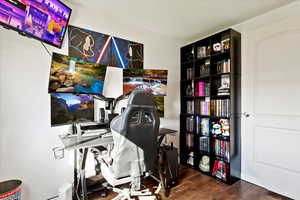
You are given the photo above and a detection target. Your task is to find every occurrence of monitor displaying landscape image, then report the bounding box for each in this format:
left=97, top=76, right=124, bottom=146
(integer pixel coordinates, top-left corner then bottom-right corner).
left=123, top=69, right=168, bottom=96
left=48, top=52, right=107, bottom=94
left=51, top=93, right=94, bottom=126
left=0, top=0, right=72, bottom=48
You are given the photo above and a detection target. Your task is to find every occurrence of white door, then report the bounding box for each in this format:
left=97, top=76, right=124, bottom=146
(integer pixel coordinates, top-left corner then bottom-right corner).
left=241, top=18, right=300, bottom=199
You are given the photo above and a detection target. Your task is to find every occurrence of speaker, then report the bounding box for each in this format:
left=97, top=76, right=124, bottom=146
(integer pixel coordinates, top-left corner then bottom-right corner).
left=99, top=108, right=105, bottom=123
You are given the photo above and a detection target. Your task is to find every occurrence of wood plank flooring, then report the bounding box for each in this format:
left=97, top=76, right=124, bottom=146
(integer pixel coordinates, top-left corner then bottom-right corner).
left=89, top=166, right=292, bottom=200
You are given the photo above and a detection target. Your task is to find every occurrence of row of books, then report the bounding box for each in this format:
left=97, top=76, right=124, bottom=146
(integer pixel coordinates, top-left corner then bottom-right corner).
left=186, top=68, right=194, bottom=80
left=213, top=139, right=230, bottom=162
left=187, top=99, right=230, bottom=118
left=199, top=101, right=210, bottom=115
left=186, top=116, right=194, bottom=132
left=197, top=46, right=211, bottom=59
left=186, top=101, right=194, bottom=114
left=210, top=99, right=230, bottom=117
left=196, top=81, right=210, bottom=97
left=192, top=100, right=209, bottom=116
left=186, top=134, right=194, bottom=149
left=216, top=59, right=231, bottom=74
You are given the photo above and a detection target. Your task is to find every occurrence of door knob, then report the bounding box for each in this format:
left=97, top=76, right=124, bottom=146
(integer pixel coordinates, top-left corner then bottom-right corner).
left=243, top=112, right=250, bottom=118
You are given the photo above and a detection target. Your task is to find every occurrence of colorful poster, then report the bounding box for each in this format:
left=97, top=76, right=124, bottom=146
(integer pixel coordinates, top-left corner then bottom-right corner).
left=111, top=36, right=143, bottom=69
left=48, top=52, right=107, bottom=94
left=123, top=69, right=168, bottom=96
left=68, top=25, right=111, bottom=65
left=68, top=25, right=144, bottom=69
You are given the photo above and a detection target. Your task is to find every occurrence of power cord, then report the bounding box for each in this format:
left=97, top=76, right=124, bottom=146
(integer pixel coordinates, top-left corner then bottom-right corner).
left=41, top=42, right=52, bottom=57
left=46, top=195, right=59, bottom=200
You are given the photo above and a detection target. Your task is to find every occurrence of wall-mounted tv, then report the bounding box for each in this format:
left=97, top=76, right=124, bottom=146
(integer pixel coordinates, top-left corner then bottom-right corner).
left=0, top=0, right=72, bottom=48
left=48, top=52, right=107, bottom=94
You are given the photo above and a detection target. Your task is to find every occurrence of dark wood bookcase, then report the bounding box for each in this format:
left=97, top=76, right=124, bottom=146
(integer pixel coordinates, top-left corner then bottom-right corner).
left=180, top=29, right=241, bottom=184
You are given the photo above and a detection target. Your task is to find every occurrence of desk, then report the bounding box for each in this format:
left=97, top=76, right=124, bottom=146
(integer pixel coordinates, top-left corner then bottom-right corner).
left=60, top=128, right=176, bottom=150
left=158, top=128, right=177, bottom=136
left=59, top=134, right=113, bottom=150
left=59, top=127, right=177, bottom=200
left=59, top=132, right=113, bottom=200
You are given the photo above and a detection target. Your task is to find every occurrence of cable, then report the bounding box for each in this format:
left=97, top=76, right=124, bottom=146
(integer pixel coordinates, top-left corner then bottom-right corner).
left=41, top=42, right=52, bottom=57
left=46, top=195, right=59, bottom=200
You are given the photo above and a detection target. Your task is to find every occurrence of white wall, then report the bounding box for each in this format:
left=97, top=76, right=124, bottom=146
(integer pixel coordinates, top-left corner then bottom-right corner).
left=0, top=2, right=183, bottom=199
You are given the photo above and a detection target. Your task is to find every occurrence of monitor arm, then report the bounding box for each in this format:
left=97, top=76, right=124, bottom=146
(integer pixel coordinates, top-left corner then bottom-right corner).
left=93, top=92, right=131, bottom=115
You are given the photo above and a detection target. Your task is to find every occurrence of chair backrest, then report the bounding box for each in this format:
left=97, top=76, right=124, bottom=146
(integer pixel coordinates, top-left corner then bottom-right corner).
left=110, top=90, right=160, bottom=179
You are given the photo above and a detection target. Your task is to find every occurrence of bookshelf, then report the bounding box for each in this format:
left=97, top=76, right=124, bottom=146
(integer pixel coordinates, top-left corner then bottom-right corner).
left=180, top=29, right=241, bottom=184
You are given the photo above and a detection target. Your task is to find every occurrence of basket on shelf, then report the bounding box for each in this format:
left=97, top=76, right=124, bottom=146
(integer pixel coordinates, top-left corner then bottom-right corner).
left=0, top=180, right=22, bottom=200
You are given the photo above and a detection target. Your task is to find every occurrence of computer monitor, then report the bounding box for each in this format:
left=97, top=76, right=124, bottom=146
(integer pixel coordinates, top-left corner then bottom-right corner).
left=51, top=93, right=94, bottom=126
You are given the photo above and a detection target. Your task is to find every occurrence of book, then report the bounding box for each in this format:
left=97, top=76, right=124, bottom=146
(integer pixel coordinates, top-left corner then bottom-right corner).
left=187, top=68, right=194, bottom=80
left=201, top=118, right=210, bottom=136
left=196, top=116, right=201, bottom=135
left=199, top=136, right=210, bottom=152
left=187, top=101, right=194, bottom=114
left=198, top=81, right=205, bottom=96
left=186, top=134, right=194, bottom=149
left=216, top=59, right=231, bottom=74
left=217, top=75, right=230, bottom=96
left=186, top=116, right=194, bottom=132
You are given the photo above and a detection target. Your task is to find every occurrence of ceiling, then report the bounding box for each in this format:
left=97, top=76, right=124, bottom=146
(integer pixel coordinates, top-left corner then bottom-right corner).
left=69, top=0, right=296, bottom=41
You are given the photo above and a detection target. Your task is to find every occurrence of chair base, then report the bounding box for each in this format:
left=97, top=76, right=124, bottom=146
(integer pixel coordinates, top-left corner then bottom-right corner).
left=111, top=188, right=156, bottom=200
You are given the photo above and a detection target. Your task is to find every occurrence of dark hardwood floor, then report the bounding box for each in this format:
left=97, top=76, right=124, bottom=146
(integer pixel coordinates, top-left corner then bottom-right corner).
left=90, top=166, right=292, bottom=200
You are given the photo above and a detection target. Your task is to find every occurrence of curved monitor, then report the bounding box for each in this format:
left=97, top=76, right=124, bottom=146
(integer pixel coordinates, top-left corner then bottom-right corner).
left=0, top=0, right=71, bottom=48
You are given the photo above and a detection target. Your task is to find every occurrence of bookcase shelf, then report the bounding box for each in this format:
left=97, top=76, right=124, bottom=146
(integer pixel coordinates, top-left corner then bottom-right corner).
left=180, top=29, right=241, bottom=184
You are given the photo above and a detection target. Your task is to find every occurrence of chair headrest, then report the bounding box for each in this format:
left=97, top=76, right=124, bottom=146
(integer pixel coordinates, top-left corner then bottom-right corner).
left=128, top=90, right=155, bottom=107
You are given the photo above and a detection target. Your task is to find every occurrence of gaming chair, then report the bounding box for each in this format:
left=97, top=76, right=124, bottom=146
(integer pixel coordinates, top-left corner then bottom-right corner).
left=100, top=90, right=160, bottom=199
